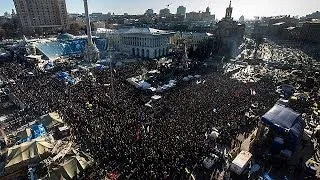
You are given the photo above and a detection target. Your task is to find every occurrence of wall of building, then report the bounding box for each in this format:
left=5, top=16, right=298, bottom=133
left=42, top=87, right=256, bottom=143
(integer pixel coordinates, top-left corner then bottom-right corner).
left=120, top=35, right=171, bottom=58
left=181, top=32, right=213, bottom=49
left=13, top=0, right=68, bottom=33
left=95, top=28, right=174, bottom=59
left=300, top=22, right=320, bottom=43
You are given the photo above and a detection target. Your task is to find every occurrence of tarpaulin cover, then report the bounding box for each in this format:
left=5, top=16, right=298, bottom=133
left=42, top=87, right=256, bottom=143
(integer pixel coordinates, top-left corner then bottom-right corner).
left=45, top=61, right=55, bottom=70
left=40, top=112, right=64, bottom=129
left=56, top=72, right=69, bottom=80
left=96, top=64, right=106, bottom=70
left=16, top=124, right=47, bottom=145
left=49, top=155, right=89, bottom=180
left=31, top=124, right=47, bottom=139
left=263, top=173, right=275, bottom=180
left=261, top=105, right=305, bottom=143
left=36, top=38, right=107, bottom=59
left=6, top=138, right=53, bottom=168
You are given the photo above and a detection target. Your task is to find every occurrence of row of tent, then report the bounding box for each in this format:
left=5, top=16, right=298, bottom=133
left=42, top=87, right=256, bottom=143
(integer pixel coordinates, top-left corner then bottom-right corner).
left=16, top=112, right=64, bottom=145
left=5, top=138, right=90, bottom=179
left=3, top=112, right=91, bottom=179
left=139, top=74, right=201, bottom=92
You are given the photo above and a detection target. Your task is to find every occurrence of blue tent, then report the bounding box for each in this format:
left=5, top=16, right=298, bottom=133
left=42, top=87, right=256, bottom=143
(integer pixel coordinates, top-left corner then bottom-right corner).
left=66, top=76, right=76, bottom=85
left=56, top=72, right=69, bottom=80
left=31, top=124, right=47, bottom=139
left=263, top=173, right=275, bottom=180
left=261, top=105, right=305, bottom=146
left=96, top=64, right=106, bottom=70
left=16, top=123, right=47, bottom=145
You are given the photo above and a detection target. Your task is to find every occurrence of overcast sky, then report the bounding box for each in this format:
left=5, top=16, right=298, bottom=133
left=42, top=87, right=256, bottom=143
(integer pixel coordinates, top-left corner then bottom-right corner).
left=1, top=0, right=319, bottom=20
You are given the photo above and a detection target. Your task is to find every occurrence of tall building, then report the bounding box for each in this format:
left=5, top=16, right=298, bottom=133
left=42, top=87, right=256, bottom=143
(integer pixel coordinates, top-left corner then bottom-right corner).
left=176, top=6, right=186, bottom=18
left=186, top=7, right=215, bottom=23
left=215, top=0, right=245, bottom=56
left=202, top=6, right=215, bottom=22
left=13, top=0, right=68, bottom=33
left=159, top=8, right=170, bottom=17
left=225, top=0, right=233, bottom=19
left=146, top=9, right=154, bottom=16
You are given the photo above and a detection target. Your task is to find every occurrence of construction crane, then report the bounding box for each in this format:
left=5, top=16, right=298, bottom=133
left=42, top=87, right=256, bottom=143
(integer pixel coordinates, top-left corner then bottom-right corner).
left=166, top=3, right=172, bottom=8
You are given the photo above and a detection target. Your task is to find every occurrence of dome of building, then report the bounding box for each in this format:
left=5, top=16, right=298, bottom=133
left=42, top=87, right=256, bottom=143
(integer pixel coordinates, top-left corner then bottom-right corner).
left=57, top=33, right=75, bottom=41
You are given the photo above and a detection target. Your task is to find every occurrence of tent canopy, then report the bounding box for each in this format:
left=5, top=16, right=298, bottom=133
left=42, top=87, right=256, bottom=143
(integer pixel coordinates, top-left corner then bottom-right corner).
left=40, top=112, right=64, bottom=129
left=48, top=156, right=89, bottom=180
left=56, top=72, right=69, bottom=80
left=6, top=138, right=53, bottom=168
left=261, top=105, right=305, bottom=142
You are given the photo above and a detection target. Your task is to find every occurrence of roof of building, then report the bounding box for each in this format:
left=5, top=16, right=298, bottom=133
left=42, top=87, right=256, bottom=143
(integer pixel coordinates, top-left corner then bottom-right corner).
left=96, top=27, right=174, bottom=36
left=273, top=22, right=286, bottom=26
left=35, top=37, right=107, bottom=60
left=57, top=33, right=75, bottom=41
left=286, top=27, right=296, bottom=30
left=181, top=32, right=213, bottom=37
left=118, top=27, right=174, bottom=35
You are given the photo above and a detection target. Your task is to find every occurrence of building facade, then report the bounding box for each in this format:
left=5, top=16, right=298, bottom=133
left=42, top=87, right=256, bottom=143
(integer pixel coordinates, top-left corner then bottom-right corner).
left=201, top=7, right=215, bottom=22
left=215, top=0, right=245, bottom=56
left=180, top=32, right=214, bottom=49
left=95, top=27, right=175, bottom=59
left=176, top=6, right=186, bottom=18
left=13, top=0, right=68, bottom=33
left=159, top=8, right=170, bottom=17
left=186, top=12, right=202, bottom=22
left=186, top=7, right=215, bottom=22
left=299, top=21, right=320, bottom=43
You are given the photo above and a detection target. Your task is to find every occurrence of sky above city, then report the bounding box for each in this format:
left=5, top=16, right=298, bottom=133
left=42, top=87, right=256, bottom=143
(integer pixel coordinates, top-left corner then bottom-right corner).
left=1, top=0, right=320, bottom=19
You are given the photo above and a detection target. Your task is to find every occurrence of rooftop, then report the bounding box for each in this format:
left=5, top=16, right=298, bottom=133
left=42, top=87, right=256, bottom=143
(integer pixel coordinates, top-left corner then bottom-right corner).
left=96, top=27, right=174, bottom=35
left=273, top=22, right=286, bottom=26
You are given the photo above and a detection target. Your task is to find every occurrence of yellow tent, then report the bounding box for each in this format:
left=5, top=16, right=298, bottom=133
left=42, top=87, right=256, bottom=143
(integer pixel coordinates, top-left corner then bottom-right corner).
left=5, top=138, right=53, bottom=171
left=48, top=156, right=89, bottom=180
left=40, top=112, right=64, bottom=129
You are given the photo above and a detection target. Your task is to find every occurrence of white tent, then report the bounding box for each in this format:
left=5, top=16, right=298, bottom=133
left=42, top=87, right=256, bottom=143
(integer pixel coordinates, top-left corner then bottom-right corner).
left=151, top=95, right=162, bottom=100
left=138, top=81, right=151, bottom=89
left=48, top=156, right=89, bottom=180
left=209, top=131, right=219, bottom=139
left=187, top=75, right=194, bottom=79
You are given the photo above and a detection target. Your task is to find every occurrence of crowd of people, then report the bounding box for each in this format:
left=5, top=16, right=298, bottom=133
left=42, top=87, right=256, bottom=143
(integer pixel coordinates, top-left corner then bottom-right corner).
left=0, top=57, right=279, bottom=179
left=0, top=38, right=318, bottom=179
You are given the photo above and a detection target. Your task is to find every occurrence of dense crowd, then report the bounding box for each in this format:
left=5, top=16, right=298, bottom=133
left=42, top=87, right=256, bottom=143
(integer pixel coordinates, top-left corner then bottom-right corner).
left=0, top=57, right=279, bottom=179
left=1, top=38, right=319, bottom=179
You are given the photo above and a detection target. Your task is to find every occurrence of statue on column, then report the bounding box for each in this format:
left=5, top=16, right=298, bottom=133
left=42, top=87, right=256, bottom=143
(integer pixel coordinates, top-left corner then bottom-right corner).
left=83, top=0, right=100, bottom=63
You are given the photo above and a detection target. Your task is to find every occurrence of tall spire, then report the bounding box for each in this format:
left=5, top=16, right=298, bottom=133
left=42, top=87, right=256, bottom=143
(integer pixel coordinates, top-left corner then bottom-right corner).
left=225, top=0, right=233, bottom=19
